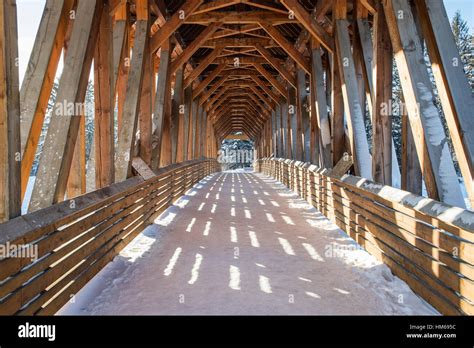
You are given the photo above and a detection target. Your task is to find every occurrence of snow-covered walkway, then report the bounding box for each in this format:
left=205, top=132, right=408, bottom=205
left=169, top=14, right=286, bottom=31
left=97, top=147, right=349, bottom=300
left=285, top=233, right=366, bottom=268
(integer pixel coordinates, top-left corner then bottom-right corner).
left=58, top=171, right=437, bottom=315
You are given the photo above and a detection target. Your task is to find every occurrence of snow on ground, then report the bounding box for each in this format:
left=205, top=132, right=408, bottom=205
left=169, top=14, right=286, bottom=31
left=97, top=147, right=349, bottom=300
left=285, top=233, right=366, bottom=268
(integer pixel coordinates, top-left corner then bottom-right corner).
left=58, top=172, right=438, bottom=315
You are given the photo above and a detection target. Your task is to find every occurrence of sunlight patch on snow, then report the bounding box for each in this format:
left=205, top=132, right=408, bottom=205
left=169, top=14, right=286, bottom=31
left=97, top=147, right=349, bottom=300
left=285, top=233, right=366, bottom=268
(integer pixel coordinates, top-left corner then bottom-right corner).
left=164, top=247, right=182, bottom=276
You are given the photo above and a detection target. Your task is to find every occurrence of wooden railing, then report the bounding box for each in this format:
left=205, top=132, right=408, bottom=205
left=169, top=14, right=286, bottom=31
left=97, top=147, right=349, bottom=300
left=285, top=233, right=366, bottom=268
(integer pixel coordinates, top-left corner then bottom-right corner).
left=0, top=159, right=220, bottom=315
left=256, top=158, right=474, bottom=315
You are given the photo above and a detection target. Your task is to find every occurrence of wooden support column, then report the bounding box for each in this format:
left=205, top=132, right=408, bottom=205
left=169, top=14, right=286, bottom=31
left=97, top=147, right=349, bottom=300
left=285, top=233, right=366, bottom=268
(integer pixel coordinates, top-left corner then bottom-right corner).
left=151, top=38, right=172, bottom=170
left=115, top=0, right=149, bottom=182
left=189, top=99, right=198, bottom=159
left=67, top=114, right=86, bottom=198
left=138, top=28, right=153, bottom=166
left=288, top=86, right=298, bottom=159
left=194, top=104, right=202, bottom=158
left=115, top=5, right=130, bottom=132
left=94, top=3, right=114, bottom=189
left=182, top=86, right=192, bottom=161
left=296, top=68, right=310, bottom=162
left=334, top=2, right=372, bottom=179
left=29, top=0, right=102, bottom=212
left=401, top=95, right=422, bottom=195
left=310, top=42, right=331, bottom=167
left=372, top=1, right=393, bottom=185
left=330, top=52, right=344, bottom=168
left=416, top=0, right=474, bottom=206
left=280, top=103, right=288, bottom=158
left=171, top=66, right=185, bottom=163
left=275, top=105, right=283, bottom=157
left=384, top=0, right=465, bottom=207
left=200, top=110, right=208, bottom=157
left=20, top=0, right=72, bottom=199
left=0, top=0, right=21, bottom=221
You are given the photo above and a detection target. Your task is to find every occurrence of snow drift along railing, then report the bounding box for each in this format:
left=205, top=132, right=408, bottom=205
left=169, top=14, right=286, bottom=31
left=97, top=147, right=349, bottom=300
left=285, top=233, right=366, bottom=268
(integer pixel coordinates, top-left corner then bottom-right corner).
left=0, top=159, right=221, bottom=315
left=255, top=158, right=474, bottom=315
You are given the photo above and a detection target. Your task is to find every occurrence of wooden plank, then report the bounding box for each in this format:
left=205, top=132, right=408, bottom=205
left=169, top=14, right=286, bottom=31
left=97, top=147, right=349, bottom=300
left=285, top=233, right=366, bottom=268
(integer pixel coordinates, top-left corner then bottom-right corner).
left=371, top=2, right=392, bottom=185
left=28, top=0, right=102, bottom=212
left=416, top=0, right=474, bottom=207
left=20, top=0, right=73, bottom=199
left=0, top=0, right=21, bottom=222
left=150, top=0, right=203, bottom=53
left=383, top=0, right=465, bottom=208
left=193, top=0, right=241, bottom=14
left=132, top=157, right=156, bottom=180
left=94, top=3, right=114, bottom=188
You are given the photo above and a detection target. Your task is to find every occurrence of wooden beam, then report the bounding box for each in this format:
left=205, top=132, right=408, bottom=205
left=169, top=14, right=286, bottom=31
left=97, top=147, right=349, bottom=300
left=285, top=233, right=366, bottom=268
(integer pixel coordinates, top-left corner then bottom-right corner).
left=151, top=38, right=172, bottom=170
left=280, top=0, right=334, bottom=52
left=193, top=0, right=241, bottom=14
left=186, top=11, right=297, bottom=25
left=0, top=0, right=21, bottom=221
left=335, top=18, right=372, bottom=179
left=296, top=68, right=308, bottom=161
left=29, top=0, right=102, bottom=212
left=372, top=1, right=392, bottom=185
left=192, top=63, right=226, bottom=98
left=19, top=0, right=73, bottom=199
left=383, top=0, right=465, bottom=207
left=259, top=21, right=311, bottom=74
left=252, top=63, right=287, bottom=98
left=150, top=0, right=203, bottom=53
left=171, top=66, right=185, bottom=163
left=310, top=44, right=331, bottom=167
left=138, top=23, right=153, bottom=166
left=184, top=47, right=223, bottom=88
left=199, top=72, right=230, bottom=105
left=115, top=0, right=149, bottom=182
left=94, top=3, right=114, bottom=188
left=416, top=0, right=474, bottom=206
left=254, top=42, right=296, bottom=88
left=170, top=22, right=221, bottom=74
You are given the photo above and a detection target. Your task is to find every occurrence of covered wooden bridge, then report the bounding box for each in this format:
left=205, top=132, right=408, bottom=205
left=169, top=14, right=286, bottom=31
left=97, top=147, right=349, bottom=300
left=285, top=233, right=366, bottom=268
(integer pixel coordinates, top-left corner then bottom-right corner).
left=0, top=0, right=473, bottom=315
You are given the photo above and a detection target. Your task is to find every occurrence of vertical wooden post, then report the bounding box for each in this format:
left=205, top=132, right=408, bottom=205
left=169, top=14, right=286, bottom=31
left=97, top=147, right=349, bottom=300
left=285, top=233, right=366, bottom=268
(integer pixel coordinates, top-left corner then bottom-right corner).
left=94, top=2, right=114, bottom=188
left=310, top=42, right=331, bottom=167
left=401, top=95, right=422, bottom=195
left=139, top=29, right=153, bottom=166
left=182, top=86, right=192, bottom=161
left=0, top=0, right=21, bottom=221
left=372, top=1, right=393, bottom=185
left=171, top=66, right=184, bottom=163
left=334, top=1, right=372, bottom=179
left=296, top=68, right=310, bottom=162
left=288, top=86, right=297, bottom=159
left=115, top=0, right=148, bottom=182
left=330, top=52, right=344, bottom=167
left=151, top=38, right=172, bottom=170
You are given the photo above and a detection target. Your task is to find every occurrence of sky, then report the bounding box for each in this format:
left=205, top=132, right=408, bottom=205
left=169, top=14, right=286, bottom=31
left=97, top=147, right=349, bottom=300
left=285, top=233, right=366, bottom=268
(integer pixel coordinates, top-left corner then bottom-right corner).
left=15, top=0, right=474, bottom=84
